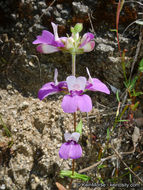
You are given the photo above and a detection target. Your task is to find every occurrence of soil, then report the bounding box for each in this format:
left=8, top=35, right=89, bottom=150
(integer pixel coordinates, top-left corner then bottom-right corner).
left=0, top=0, right=143, bottom=190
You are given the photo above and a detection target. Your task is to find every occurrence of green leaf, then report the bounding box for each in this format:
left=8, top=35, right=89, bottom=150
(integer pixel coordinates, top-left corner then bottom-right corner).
left=134, top=92, right=143, bottom=96
left=60, top=170, right=91, bottom=181
left=135, top=20, right=143, bottom=25
left=116, top=90, right=120, bottom=102
left=0, top=114, right=11, bottom=137
left=98, top=164, right=107, bottom=169
left=76, top=120, right=83, bottom=135
left=106, top=127, right=110, bottom=140
left=131, top=101, right=139, bottom=111
left=110, top=29, right=117, bottom=32
left=139, top=58, right=143, bottom=72
left=124, top=76, right=138, bottom=92
left=117, top=120, right=129, bottom=122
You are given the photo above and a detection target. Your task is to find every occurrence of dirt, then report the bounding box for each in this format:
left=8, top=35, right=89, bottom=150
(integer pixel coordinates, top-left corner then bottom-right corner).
left=0, top=0, right=143, bottom=190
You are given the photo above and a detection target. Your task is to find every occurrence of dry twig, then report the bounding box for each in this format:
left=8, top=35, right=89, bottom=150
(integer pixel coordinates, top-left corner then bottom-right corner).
left=112, top=145, right=143, bottom=185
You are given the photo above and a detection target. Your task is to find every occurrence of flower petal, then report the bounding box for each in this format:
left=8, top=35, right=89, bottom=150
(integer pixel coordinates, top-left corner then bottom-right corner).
left=76, top=94, right=92, bottom=112
left=61, top=94, right=92, bottom=113
left=59, top=141, right=82, bottom=159
left=64, top=133, right=72, bottom=142
left=32, top=30, right=54, bottom=44
left=38, top=82, right=58, bottom=100
left=71, top=132, right=80, bottom=142
left=80, top=32, right=94, bottom=47
left=64, top=132, right=80, bottom=142
left=66, top=76, right=86, bottom=92
left=82, top=41, right=95, bottom=52
left=37, top=44, right=59, bottom=54
left=86, top=78, right=110, bottom=94
left=61, top=95, right=77, bottom=113
left=59, top=142, right=70, bottom=159
left=51, top=22, right=59, bottom=41
left=68, top=143, right=82, bottom=159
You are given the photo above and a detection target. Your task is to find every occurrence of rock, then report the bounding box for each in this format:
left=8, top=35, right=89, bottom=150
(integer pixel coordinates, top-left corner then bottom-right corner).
left=96, top=43, right=115, bottom=53
left=56, top=4, right=63, bottom=10
left=72, top=2, right=89, bottom=16
left=18, top=101, right=29, bottom=110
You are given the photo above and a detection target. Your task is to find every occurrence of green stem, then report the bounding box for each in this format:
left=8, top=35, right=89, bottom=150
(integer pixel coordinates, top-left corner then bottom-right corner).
left=72, top=54, right=76, bottom=76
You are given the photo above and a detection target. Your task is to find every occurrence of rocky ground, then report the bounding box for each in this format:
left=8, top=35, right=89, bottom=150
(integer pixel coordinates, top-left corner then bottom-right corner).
left=0, top=0, right=143, bottom=190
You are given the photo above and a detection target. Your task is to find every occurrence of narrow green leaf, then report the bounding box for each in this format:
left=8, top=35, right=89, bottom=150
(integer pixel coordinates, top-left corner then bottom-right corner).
left=131, top=101, right=139, bottom=111
left=60, top=170, right=90, bottom=181
left=116, top=90, right=120, bottom=102
left=134, top=92, right=143, bottom=96
left=98, top=164, right=107, bottom=169
left=110, top=29, right=117, bottom=32
left=0, top=114, right=11, bottom=137
left=139, top=58, right=143, bottom=72
left=106, top=127, right=110, bottom=140
left=129, top=174, right=132, bottom=183
left=117, top=120, right=129, bottom=122
left=76, top=120, right=83, bottom=135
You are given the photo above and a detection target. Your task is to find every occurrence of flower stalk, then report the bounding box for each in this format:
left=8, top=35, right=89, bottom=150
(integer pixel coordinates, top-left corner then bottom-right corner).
left=72, top=54, right=76, bottom=76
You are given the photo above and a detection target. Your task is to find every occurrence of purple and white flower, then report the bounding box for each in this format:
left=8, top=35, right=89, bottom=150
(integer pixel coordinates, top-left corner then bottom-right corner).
left=61, top=76, right=92, bottom=113
left=59, top=132, right=82, bottom=159
left=33, top=22, right=67, bottom=54
left=38, top=68, right=110, bottom=113
left=33, top=22, right=95, bottom=54
left=38, top=69, right=67, bottom=100
left=61, top=69, right=110, bottom=113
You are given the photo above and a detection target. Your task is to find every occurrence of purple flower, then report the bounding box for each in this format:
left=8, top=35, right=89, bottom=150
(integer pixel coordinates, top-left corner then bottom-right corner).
left=59, top=132, right=82, bottom=159
left=38, top=69, right=67, bottom=100
left=64, top=32, right=95, bottom=54
left=33, top=22, right=67, bottom=54
left=33, top=22, right=95, bottom=54
left=61, top=76, right=92, bottom=113
left=61, top=69, right=110, bottom=113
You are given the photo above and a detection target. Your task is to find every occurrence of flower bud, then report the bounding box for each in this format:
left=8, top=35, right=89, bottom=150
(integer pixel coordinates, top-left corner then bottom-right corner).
left=74, top=23, right=83, bottom=33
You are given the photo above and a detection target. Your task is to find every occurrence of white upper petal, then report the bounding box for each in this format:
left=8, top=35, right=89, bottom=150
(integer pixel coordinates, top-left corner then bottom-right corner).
left=51, top=22, right=59, bottom=41
left=71, top=132, right=80, bottom=142
left=66, top=76, right=86, bottom=91
left=64, top=132, right=80, bottom=142
left=64, top=133, right=72, bottom=142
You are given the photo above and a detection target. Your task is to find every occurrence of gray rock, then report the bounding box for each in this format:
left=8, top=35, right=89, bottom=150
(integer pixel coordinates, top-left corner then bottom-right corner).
left=96, top=43, right=115, bottom=52
left=56, top=4, right=63, bottom=10
left=72, top=2, right=88, bottom=15
left=53, top=9, right=61, bottom=17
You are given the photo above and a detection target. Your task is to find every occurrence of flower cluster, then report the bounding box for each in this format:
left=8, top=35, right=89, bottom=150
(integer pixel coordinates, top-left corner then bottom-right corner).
left=33, top=22, right=110, bottom=161
left=33, top=22, right=95, bottom=54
